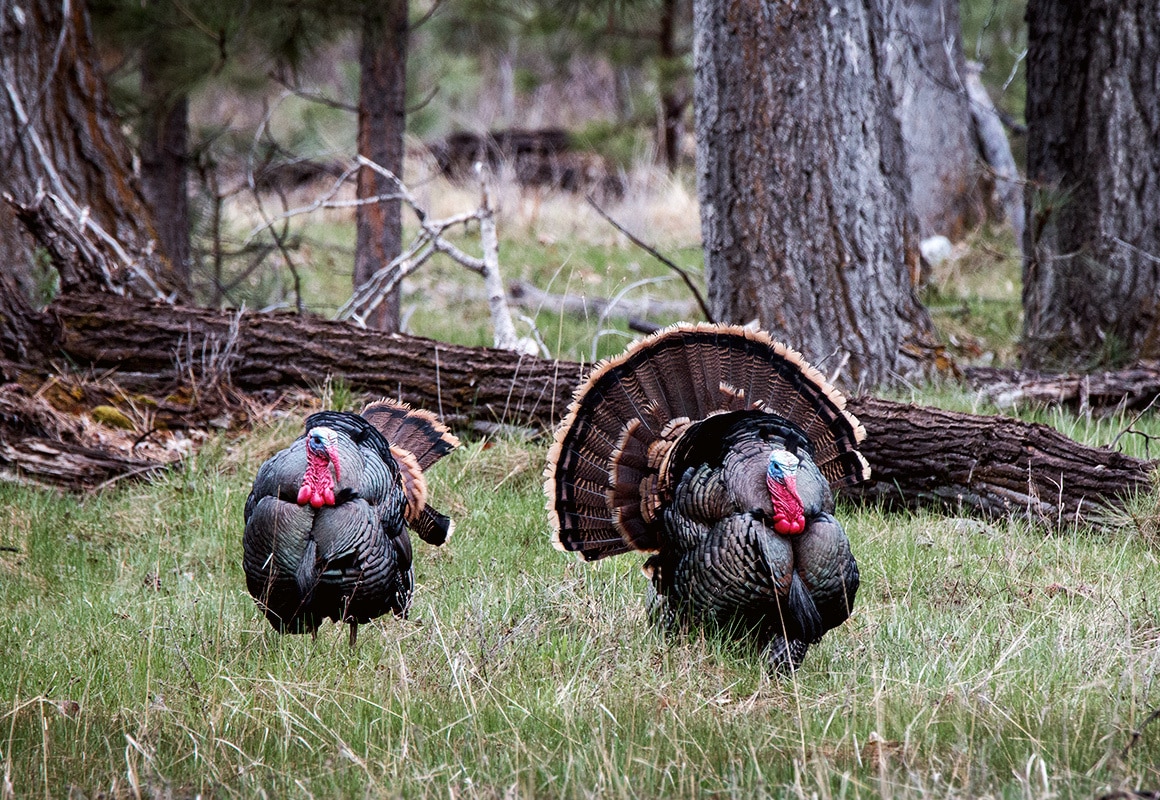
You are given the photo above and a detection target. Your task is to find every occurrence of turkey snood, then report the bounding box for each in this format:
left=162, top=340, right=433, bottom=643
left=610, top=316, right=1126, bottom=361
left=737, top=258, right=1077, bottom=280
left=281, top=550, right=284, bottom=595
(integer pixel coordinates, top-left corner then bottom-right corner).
left=297, top=428, right=341, bottom=508
left=766, top=449, right=805, bottom=535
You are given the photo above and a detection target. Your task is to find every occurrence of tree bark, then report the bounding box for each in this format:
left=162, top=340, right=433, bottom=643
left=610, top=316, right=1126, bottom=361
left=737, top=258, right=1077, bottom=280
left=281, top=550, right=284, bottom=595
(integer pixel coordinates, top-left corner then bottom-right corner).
left=354, top=1, right=408, bottom=332
left=15, top=292, right=1151, bottom=520
left=656, top=0, right=689, bottom=172
left=693, top=0, right=939, bottom=390
left=139, top=39, right=191, bottom=291
left=1022, top=0, right=1160, bottom=369
left=0, top=272, right=51, bottom=382
left=884, top=0, right=988, bottom=241
left=844, top=397, right=1151, bottom=524
left=0, top=0, right=183, bottom=299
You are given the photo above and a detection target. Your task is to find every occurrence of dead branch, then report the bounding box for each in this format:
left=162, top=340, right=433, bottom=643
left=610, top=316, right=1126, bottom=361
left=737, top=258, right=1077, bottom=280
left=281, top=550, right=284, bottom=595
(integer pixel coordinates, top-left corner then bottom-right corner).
left=965, top=61, right=1025, bottom=250
left=585, top=194, right=713, bottom=323
left=508, top=279, right=697, bottom=322
left=0, top=385, right=172, bottom=490
left=965, top=363, right=1160, bottom=412
left=341, top=157, right=537, bottom=353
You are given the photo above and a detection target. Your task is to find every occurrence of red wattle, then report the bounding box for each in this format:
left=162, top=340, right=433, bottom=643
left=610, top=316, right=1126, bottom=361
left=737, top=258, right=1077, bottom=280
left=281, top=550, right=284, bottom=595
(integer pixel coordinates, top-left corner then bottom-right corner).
left=298, top=439, right=338, bottom=508
left=767, top=473, right=806, bottom=535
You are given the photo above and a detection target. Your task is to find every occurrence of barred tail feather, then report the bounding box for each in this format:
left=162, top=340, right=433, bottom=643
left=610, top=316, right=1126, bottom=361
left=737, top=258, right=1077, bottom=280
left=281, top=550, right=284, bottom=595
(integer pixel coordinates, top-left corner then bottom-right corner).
left=413, top=505, right=454, bottom=546
left=361, top=400, right=460, bottom=470
left=361, top=399, right=460, bottom=545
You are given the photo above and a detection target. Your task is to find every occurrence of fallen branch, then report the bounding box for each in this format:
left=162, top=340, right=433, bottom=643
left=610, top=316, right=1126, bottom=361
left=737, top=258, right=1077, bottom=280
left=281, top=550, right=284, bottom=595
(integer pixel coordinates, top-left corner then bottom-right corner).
left=965, top=363, right=1160, bottom=413
left=0, top=385, right=171, bottom=490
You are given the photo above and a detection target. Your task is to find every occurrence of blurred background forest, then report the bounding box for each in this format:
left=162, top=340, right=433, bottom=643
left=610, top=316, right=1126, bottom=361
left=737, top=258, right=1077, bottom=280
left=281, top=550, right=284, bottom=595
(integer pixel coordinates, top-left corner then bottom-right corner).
left=68, top=0, right=1029, bottom=362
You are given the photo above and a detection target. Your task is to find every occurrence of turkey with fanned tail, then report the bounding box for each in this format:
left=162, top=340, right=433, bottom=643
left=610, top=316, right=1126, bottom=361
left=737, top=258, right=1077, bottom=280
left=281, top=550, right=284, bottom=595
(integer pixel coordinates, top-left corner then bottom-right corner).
left=544, top=323, right=869, bottom=671
left=243, top=399, right=459, bottom=647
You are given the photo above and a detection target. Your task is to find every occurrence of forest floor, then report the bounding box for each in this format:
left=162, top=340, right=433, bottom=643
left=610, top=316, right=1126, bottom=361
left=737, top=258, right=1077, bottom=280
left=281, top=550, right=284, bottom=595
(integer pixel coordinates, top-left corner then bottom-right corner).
left=2, top=171, right=1159, bottom=799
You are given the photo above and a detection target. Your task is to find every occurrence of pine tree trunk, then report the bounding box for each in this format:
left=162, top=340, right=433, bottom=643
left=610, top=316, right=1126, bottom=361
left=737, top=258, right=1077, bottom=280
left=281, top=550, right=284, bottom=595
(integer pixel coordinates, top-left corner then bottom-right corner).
left=657, top=0, right=687, bottom=171
left=1022, top=0, right=1160, bottom=369
left=354, top=1, right=408, bottom=332
left=884, top=0, right=988, bottom=240
left=139, top=40, right=192, bottom=292
left=0, top=0, right=183, bottom=299
left=693, top=0, right=938, bottom=390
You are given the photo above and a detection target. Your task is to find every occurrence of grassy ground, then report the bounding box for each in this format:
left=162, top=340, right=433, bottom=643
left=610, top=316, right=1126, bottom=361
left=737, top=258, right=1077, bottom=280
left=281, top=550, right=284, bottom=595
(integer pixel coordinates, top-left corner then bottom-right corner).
left=4, top=176, right=1160, bottom=798
left=2, top=413, right=1159, bottom=798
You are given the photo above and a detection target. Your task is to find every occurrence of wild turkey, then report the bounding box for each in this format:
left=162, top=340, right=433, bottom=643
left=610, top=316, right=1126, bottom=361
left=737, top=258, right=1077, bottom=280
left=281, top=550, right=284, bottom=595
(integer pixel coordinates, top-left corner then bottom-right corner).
left=243, top=400, right=459, bottom=647
left=545, top=323, right=869, bottom=671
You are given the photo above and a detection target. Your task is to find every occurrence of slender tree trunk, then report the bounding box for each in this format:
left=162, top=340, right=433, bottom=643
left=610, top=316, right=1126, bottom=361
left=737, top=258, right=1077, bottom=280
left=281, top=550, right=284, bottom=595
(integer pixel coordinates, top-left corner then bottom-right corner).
left=693, top=0, right=938, bottom=389
left=657, top=0, right=687, bottom=171
left=0, top=0, right=183, bottom=299
left=884, top=0, right=988, bottom=240
left=139, top=40, right=191, bottom=292
left=354, top=1, right=408, bottom=332
left=1022, top=0, right=1160, bottom=369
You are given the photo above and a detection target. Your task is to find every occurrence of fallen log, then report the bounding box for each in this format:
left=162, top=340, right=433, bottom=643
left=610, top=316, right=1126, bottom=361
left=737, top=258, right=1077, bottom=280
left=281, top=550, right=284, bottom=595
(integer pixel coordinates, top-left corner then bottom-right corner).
left=27, top=292, right=1156, bottom=522
left=844, top=397, right=1151, bottom=523
left=49, top=292, right=583, bottom=429
left=965, top=363, right=1160, bottom=413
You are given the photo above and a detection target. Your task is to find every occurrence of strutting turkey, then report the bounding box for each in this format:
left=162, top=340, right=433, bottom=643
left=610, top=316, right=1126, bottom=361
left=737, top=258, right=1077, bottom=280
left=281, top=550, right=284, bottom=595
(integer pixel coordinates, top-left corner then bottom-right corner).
left=544, top=323, right=869, bottom=671
left=243, top=400, right=459, bottom=647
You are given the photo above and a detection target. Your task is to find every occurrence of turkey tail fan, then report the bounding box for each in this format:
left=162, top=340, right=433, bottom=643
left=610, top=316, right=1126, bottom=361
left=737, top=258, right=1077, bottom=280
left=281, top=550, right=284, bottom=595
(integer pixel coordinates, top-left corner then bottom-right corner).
left=361, top=400, right=460, bottom=470
left=362, top=399, right=460, bottom=545
left=545, top=323, right=869, bottom=562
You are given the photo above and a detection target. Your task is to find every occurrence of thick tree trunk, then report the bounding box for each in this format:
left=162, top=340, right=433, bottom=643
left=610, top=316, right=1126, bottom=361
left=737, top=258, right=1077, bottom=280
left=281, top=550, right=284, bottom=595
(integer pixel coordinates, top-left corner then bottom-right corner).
left=1023, top=0, right=1160, bottom=369
left=11, top=292, right=1149, bottom=520
left=354, top=1, right=408, bottom=332
left=693, top=0, right=938, bottom=390
left=139, top=42, right=191, bottom=291
left=0, top=0, right=183, bottom=299
left=884, top=0, right=988, bottom=241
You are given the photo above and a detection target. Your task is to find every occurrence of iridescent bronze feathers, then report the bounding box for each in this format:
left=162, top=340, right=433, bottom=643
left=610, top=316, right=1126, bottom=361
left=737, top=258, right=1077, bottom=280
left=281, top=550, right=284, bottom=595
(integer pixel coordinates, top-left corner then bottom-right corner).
left=544, top=323, right=868, bottom=671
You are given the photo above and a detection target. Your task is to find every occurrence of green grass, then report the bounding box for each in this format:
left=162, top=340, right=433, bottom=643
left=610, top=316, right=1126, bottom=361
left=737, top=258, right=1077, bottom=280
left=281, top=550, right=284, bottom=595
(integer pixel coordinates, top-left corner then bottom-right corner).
left=2, top=410, right=1159, bottom=798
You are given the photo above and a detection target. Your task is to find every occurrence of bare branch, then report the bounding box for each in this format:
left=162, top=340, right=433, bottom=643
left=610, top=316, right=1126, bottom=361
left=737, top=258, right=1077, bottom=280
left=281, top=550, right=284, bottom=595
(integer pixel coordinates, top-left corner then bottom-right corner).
left=584, top=194, right=714, bottom=323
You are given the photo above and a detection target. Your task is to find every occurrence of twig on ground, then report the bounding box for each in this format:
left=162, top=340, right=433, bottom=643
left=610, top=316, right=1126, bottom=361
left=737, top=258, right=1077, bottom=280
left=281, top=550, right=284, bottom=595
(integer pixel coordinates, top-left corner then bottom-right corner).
left=1121, top=707, right=1160, bottom=759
